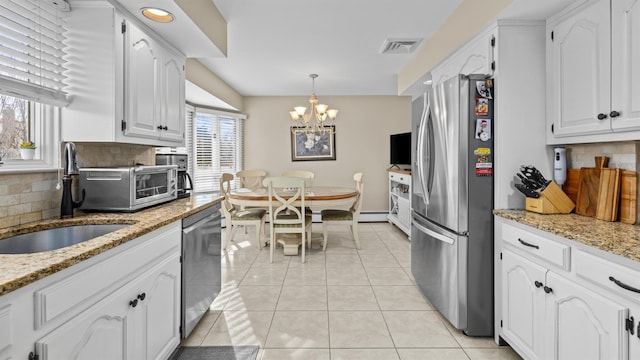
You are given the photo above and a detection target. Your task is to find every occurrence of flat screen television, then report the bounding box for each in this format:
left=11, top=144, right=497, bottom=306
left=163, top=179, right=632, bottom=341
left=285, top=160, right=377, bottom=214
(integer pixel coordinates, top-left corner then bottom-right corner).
left=390, top=132, right=411, bottom=167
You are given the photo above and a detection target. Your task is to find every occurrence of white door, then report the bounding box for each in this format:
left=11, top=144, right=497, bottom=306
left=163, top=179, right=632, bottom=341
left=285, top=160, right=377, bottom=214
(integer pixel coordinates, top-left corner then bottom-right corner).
left=124, top=21, right=160, bottom=140
left=159, top=49, right=185, bottom=143
left=501, top=250, right=547, bottom=360
left=611, top=0, right=640, bottom=132
left=137, top=255, right=181, bottom=360
left=545, top=271, right=629, bottom=360
left=35, top=286, right=135, bottom=360
left=548, top=0, right=611, bottom=136
left=629, top=302, right=640, bottom=360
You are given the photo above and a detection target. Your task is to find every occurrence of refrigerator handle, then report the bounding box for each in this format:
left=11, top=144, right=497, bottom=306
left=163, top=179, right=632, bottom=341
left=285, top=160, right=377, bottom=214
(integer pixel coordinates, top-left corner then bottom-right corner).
left=416, top=95, right=431, bottom=204
left=412, top=217, right=454, bottom=245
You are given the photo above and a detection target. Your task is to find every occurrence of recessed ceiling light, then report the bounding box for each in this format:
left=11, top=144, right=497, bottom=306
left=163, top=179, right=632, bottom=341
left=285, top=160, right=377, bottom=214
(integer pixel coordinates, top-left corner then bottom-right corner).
left=141, top=7, right=174, bottom=23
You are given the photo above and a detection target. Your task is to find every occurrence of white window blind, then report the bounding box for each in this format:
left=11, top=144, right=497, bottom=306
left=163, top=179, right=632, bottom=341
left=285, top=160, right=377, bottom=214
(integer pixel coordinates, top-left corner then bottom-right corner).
left=0, top=0, right=70, bottom=106
left=186, top=106, right=245, bottom=192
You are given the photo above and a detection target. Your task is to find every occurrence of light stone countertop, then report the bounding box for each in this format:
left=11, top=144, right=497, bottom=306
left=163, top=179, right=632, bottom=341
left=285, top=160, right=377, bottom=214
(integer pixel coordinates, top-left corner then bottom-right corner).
left=493, top=209, right=640, bottom=263
left=0, top=193, right=223, bottom=296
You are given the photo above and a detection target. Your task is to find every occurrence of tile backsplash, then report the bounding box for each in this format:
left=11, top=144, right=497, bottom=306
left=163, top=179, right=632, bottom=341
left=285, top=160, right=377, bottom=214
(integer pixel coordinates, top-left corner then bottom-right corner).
left=0, top=143, right=155, bottom=228
left=565, top=141, right=638, bottom=171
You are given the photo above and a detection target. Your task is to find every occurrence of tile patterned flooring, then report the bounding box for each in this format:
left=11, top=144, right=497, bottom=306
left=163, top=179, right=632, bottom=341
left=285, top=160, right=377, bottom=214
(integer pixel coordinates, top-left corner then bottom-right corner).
left=182, top=222, right=523, bottom=360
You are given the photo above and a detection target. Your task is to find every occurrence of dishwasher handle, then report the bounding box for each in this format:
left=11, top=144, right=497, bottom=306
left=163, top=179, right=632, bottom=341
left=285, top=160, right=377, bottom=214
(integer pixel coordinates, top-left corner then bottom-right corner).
left=183, top=212, right=219, bottom=235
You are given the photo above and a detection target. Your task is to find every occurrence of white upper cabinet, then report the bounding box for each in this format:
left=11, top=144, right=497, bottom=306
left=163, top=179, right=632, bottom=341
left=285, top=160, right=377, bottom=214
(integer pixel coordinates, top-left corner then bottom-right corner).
left=610, top=0, right=640, bottom=132
left=430, top=27, right=495, bottom=86
left=124, top=21, right=185, bottom=143
left=62, top=1, right=185, bottom=147
left=547, top=0, right=640, bottom=143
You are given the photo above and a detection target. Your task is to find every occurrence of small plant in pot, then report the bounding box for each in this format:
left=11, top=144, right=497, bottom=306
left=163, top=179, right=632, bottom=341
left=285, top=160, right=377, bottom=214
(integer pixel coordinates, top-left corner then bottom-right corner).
left=19, top=141, right=36, bottom=160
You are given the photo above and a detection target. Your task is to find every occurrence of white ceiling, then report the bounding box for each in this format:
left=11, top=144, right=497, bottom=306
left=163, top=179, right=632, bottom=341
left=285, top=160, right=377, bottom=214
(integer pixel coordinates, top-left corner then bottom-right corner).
left=110, top=0, right=576, bottom=99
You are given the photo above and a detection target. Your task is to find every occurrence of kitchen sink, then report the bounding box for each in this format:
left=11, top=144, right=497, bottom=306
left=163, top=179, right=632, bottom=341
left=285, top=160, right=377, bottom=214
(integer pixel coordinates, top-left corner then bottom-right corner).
left=0, top=224, right=130, bottom=254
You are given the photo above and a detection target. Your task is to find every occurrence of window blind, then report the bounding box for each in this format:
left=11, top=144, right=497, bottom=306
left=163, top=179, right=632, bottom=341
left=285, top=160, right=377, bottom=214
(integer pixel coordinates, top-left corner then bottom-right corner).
left=186, top=106, right=245, bottom=192
left=0, top=0, right=70, bottom=106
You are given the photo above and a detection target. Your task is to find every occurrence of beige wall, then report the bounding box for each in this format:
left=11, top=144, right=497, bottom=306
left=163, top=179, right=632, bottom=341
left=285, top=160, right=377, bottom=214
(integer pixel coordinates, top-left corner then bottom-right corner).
left=243, top=96, right=412, bottom=212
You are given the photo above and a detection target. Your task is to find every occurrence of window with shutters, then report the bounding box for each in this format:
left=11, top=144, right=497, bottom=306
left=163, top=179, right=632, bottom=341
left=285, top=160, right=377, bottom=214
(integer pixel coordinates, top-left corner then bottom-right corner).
left=185, top=106, right=245, bottom=192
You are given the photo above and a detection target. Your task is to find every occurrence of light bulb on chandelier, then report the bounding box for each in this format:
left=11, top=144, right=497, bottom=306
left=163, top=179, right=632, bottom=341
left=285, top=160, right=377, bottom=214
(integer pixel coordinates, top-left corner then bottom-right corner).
left=289, top=74, right=338, bottom=133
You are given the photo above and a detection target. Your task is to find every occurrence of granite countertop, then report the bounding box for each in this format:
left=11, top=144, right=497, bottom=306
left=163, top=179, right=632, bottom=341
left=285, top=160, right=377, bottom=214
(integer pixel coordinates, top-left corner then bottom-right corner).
left=494, top=209, right=640, bottom=263
left=0, top=193, right=223, bottom=296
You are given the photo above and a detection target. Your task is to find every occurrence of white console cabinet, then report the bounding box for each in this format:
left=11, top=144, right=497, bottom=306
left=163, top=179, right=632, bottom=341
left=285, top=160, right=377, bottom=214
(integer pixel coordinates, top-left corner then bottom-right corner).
left=0, top=222, right=181, bottom=360
left=496, top=217, right=640, bottom=360
left=62, top=1, right=185, bottom=147
left=388, top=170, right=411, bottom=236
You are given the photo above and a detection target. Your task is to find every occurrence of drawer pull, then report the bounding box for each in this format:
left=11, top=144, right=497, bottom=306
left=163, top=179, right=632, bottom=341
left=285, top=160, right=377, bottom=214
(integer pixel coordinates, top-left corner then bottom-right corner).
left=543, top=286, right=553, bottom=294
left=129, top=299, right=138, bottom=308
left=534, top=281, right=543, bottom=288
left=608, top=276, right=640, bottom=293
left=518, top=238, right=539, bottom=249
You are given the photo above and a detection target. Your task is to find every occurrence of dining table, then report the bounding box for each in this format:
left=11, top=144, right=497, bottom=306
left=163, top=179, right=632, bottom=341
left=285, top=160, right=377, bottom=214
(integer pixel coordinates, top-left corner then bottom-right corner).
left=227, top=186, right=358, bottom=211
left=227, top=186, right=359, bottom=255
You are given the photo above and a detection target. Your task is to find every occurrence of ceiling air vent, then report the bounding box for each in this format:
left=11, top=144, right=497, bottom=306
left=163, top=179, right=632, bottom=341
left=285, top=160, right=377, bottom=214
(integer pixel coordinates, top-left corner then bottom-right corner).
left=379, top=38, right=422, bottom=54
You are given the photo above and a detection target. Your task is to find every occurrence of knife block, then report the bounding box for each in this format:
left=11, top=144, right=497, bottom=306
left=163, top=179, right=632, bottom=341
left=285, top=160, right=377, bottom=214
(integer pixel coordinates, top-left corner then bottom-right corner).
left=525, top=181, right=575, bottom=214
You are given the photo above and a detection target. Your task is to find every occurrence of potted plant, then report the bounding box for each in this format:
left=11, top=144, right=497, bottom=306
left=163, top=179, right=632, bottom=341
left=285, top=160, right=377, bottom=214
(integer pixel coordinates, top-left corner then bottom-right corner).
left=19, top=141, right=36, bottom=160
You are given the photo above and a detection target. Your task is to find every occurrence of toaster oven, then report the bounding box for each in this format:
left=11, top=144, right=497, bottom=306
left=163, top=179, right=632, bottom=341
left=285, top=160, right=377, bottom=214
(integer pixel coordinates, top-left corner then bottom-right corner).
left=79, top=165, right=177, bottom=212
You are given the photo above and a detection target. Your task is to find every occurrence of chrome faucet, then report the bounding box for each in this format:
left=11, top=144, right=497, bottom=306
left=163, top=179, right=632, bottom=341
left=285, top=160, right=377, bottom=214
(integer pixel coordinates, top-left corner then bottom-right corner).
left=60, top=142, right=84, bottom=218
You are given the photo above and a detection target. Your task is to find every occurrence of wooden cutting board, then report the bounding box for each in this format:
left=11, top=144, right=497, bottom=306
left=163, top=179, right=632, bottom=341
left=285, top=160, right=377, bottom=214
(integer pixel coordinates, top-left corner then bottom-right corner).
left=575, top=157, right=609, bottom=217
left=595, top=168, right=621, bottom=221
left=619, top=170, right=638, bottom=224
left=562, top=168, right=581, bottom=204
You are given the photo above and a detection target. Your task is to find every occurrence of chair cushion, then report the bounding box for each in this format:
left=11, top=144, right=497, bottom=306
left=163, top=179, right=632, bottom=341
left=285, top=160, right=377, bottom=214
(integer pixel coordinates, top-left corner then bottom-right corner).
left=231, top=208, right=267, bottom=220
left=321, top=209, right=353, bottom=221
left=273, top=214, right=312, bottom=228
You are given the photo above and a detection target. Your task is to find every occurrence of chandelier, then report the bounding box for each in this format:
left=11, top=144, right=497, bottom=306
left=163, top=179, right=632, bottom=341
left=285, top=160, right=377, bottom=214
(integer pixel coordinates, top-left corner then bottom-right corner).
left=289, top=74, right=338, bottom=133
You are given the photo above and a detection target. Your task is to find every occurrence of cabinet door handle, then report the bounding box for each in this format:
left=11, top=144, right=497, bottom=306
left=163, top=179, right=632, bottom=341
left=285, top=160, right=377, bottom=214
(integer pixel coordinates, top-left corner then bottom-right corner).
left=157, top=125, right=164, bottom=130
left=626, top=316, right=635, bottom=335
left=518, top=238, right=539, bottom=249
left=137, top=292, right=146, bottom=301
left=610, top=110, right=620, bottom=118
left=597, top=113, right=608, bottom=120
left=129, top=299, right=138, bottom=308
left=163, top=126, right=168, bottom=130
left=608, top=276, right=640, bottom=293
left=534, top=280, right=543, bottom=288
left=543, top=286, right=553, bottom=294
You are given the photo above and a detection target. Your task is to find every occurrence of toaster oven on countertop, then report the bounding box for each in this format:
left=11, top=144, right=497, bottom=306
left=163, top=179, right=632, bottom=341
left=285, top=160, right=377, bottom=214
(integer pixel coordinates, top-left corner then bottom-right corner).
left=79, top=165, right=177, bottom=212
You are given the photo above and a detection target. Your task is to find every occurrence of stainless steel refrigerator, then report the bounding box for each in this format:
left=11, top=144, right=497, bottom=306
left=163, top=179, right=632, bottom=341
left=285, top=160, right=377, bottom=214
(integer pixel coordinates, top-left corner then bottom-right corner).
left=411, top=74, right=494, bottom=336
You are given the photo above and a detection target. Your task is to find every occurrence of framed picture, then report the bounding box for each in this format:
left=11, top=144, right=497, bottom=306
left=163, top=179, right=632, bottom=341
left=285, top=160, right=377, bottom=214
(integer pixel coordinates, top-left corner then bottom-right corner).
left=290, top=126, right=336, bottom=161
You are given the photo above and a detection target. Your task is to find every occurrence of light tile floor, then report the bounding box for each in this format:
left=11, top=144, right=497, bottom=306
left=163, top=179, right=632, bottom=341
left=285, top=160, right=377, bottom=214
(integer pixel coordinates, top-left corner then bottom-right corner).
left=182, top=222, right=523, bottom=360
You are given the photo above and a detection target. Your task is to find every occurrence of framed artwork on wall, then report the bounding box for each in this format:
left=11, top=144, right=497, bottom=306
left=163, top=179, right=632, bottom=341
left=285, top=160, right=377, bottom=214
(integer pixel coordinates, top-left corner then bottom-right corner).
left=290, top=126, right=336, bottom=161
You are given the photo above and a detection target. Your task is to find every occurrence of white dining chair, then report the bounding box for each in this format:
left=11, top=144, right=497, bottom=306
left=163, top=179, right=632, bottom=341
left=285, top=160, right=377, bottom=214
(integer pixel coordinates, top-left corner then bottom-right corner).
left=219, top=173, right=268, bottom=250
left=263, top=176, right=312, bottom=263
left=281, top=170, right=315, bottom=184
left=321, top=172, right=364, bottom=251
left=236, top=169, right=267, bottom=191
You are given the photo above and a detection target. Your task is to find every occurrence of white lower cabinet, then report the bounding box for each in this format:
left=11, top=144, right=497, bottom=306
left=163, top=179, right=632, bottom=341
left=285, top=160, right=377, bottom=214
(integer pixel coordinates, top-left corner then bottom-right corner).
left=35, top=254, right=180, bottom=360
left=501, top=250, right=546, bottom=360
left=545, top=271, right=628, bottom=360
left=497, top=218, right=637, bottom=360
left=0, top=222, right=181, bottom=360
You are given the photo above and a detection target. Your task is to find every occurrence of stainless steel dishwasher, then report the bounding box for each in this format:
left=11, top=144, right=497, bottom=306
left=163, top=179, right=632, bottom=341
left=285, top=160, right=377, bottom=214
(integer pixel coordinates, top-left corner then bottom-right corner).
left=181, top=203, right=221, bottom=339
